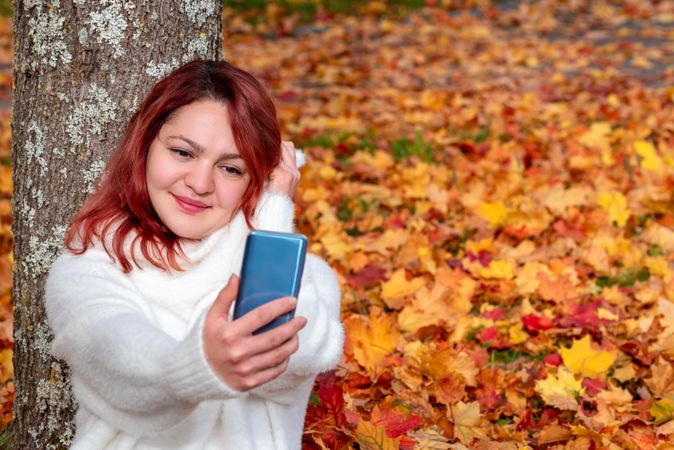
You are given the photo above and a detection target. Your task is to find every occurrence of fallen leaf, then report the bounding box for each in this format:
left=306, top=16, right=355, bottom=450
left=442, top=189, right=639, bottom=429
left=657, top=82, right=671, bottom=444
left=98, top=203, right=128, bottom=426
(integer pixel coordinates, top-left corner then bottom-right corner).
left=535, top=368, right=584, bottom=410
left=645, top=357, right=674, bottom=397
left=344, top=310, right=400, bottom=376
left=356, top=420, right=401, bottom=450
left=597, top=191, right=630, bottom=227
left=449, top=401, right=488, bottom=445
left=381, top=268, right=426, bottom=308
left=561, top=335, right=618, bottom=378
left=634, top=140, right=663, bottom=173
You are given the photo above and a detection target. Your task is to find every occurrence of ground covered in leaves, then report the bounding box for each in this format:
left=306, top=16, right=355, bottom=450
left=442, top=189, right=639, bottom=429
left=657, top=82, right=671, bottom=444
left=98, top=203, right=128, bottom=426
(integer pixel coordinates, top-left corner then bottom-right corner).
left=223, top=1, right=674, bottom=448
left=4, top=0, right=674, bottom=448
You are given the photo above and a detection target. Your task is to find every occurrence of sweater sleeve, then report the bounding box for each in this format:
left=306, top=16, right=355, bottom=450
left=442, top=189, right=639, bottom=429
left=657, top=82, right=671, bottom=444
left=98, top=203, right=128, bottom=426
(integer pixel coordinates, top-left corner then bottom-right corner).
left=252, top=190, right=295, bottom=233
left=45, top=249, right=244, bottom=434
left=248, top=254, right=344, bottom=404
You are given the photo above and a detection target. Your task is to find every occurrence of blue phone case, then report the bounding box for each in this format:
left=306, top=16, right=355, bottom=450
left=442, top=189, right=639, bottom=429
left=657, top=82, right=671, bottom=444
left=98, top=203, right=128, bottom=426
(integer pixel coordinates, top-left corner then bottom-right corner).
left=233, top=230, right=308, bottom=335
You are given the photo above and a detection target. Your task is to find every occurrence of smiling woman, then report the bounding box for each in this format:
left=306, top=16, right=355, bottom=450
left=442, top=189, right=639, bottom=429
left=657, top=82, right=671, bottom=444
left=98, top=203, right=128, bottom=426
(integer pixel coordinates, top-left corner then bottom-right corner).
left=146, top=100, right=251, bottom=240
left=43, top=60, right=343, bottom=450
left=64, top=61, right=284, bottom=272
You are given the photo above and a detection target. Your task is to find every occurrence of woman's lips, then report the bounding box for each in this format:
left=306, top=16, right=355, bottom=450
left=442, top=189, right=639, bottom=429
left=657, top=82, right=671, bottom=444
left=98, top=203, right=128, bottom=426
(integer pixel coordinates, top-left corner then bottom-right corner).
left=172, top=194, right=209, bottom=213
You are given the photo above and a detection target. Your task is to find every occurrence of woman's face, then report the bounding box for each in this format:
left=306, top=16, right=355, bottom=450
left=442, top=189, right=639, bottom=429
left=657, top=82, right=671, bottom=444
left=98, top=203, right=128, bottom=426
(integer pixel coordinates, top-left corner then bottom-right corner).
left=146, top=99, right=251, bottom=240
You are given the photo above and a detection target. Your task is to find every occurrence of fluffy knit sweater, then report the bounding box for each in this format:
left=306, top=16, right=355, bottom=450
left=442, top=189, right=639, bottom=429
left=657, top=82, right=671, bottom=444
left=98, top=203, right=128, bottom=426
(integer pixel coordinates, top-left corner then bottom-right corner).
left=45, top=192, right=344, bottom=450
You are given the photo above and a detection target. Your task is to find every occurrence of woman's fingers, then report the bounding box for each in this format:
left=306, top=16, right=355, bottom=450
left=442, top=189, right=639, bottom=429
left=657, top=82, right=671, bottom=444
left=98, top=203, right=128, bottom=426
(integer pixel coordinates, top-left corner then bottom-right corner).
left=281, top=140, right=297, bottom=165
left=239, top=316, right=306, bottom=357
left=232, top=296, right=298, bottom=334
left=233, top=335, right=300, bottom=379
left=239, top=359, right=290, bottom=391
left=268, top=140, right=301, bottom=197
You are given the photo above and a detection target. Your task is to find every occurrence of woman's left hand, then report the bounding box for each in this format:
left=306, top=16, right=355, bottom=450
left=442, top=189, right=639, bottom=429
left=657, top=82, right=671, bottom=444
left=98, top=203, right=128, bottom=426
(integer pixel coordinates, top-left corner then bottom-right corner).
left=268, top=141, right=300, bottom=198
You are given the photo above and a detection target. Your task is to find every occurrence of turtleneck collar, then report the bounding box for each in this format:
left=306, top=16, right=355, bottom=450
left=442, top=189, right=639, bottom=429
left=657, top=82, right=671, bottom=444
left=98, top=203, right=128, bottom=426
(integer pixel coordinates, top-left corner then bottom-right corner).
left=178, top=211, right=248, bottom=266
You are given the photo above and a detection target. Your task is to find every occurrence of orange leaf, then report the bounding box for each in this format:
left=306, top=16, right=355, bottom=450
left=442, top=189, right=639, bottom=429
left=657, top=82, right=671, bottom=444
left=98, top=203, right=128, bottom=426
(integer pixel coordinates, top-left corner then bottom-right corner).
left=355, top=420, right=401, bottom=450
left=344, top=310, right=400, bottom=376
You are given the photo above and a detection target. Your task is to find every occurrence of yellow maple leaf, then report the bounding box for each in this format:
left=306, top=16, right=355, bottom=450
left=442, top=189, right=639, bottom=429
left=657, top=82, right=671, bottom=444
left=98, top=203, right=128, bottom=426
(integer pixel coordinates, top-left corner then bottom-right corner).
left=476, top=201, right=511, bottom=227
left=561, top=335, right=617, bottom=378
left=449, top=401, right=489, bottom=444
left=597, top=191, right=630, bottom=227
left=381, top=269, right=425, bottom=305
left=508, top=323, right=528, bottom=345
left=634, top=140, right=663, bottom=173
left=646, top=256, right=671, bottom=282
left=465, top=238, right=494, bottom=254
left=578, top=122, right=611, bottom=149
left=578, top=122, right=615, bottom=165
left=355, top=420, right=401, bottom=450
left=319, top=230, right=350, bottom=260
left=301, top=186, right=328, bottom=202
left=351, top=150, right=394, bottom=173
left=365, top=228, right=408, bottom=255
left=478, top=260, right=514, bottom=279
left=535, top=368, right=584, bottom=410
left=344, top=310, right=399, bottom=376
left=401, top=163, right=431, bottom=199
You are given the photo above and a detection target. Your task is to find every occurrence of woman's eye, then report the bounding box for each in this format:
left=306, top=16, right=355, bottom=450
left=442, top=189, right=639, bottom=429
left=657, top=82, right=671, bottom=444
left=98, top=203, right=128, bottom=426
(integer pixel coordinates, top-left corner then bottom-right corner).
left=220, top=165, right=242, bottom=176
left=171, top=148, right=192, bottom=158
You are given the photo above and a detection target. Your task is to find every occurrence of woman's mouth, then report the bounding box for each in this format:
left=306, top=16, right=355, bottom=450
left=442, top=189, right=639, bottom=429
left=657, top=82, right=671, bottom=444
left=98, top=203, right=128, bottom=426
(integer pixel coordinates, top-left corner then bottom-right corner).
left=172, top=194, right=209, bottom=214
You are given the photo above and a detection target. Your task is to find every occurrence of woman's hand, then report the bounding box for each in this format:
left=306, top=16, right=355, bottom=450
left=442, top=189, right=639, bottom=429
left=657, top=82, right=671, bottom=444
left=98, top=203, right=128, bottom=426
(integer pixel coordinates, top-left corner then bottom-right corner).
left=203, top=275, right=307, bottom=391
left=267, top=140, right=301, bottom=198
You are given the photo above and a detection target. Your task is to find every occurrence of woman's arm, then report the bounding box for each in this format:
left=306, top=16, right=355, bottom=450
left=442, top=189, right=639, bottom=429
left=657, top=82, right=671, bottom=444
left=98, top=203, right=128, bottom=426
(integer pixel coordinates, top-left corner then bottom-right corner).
left=45, top=249, right=243, bottom=434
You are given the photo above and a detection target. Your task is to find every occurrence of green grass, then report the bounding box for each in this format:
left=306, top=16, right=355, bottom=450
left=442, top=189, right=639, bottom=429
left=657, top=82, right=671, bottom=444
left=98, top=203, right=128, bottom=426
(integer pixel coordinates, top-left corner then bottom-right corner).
left=225, top=0, right=435, bottom=25
left=390, top=131, right=435, bottom=163
left=0, top=0, right=8, bottom=17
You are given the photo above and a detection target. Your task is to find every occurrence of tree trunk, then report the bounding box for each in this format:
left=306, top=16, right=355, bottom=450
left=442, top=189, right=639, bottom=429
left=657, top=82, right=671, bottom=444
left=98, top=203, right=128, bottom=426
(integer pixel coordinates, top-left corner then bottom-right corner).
left=11, top=1, right=222, bottom=447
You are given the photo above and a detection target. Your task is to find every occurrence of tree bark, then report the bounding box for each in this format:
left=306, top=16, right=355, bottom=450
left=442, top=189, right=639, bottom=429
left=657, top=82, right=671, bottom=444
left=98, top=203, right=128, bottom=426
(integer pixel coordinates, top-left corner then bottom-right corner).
left=11, top=1, right=222, bottom=447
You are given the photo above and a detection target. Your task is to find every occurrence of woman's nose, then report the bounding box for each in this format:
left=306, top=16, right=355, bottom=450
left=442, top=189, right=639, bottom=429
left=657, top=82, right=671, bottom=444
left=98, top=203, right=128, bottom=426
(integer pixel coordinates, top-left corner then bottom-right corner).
left=184, top=163, right=214, bottom=194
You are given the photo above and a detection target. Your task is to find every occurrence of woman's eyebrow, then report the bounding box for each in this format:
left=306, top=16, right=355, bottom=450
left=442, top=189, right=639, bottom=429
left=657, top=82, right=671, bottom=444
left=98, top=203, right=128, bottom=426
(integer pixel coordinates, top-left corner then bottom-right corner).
left=167, top=135, right=242, bottom=160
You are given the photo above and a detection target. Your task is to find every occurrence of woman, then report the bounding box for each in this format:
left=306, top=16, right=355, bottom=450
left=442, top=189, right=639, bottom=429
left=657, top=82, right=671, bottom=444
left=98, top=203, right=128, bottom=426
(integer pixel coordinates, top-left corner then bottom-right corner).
left=45, top=60, right=343, bottom=449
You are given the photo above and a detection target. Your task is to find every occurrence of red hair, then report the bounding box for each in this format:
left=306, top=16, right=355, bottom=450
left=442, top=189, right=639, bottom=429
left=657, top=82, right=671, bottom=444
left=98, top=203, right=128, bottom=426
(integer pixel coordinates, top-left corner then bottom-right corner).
left=65, top=60, right=282, bottom=272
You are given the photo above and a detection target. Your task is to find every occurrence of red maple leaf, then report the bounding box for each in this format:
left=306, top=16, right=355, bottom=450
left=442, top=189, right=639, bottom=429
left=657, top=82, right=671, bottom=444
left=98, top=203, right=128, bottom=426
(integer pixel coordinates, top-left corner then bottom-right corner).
left=522, top=313, right=554, bottom=332
left=346, top=264, right=387, bottom=289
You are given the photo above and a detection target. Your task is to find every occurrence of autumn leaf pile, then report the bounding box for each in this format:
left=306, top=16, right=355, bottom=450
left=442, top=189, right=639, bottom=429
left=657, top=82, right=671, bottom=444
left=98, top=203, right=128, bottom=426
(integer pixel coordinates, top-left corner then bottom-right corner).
left=3, top=1, right=674, bottom=447
left=0, top=14, right=12, bottom=431
left=223, top=1, right=674, bottom=448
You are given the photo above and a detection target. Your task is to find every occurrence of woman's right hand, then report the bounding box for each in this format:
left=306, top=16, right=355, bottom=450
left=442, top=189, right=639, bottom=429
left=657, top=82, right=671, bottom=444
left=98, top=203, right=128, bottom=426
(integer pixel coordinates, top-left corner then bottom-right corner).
left=203, top=275, right=307, bottom=391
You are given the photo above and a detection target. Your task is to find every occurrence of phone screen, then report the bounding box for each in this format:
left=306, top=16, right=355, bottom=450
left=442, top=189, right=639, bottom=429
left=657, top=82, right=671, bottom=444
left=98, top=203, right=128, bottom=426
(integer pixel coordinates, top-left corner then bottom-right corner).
left=233, top=230, right=307, bottom=335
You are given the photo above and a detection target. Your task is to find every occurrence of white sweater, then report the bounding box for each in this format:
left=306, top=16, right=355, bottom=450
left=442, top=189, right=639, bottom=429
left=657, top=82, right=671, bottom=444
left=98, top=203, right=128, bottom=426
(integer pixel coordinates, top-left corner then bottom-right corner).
left=45, top=192, right=344, bottom=450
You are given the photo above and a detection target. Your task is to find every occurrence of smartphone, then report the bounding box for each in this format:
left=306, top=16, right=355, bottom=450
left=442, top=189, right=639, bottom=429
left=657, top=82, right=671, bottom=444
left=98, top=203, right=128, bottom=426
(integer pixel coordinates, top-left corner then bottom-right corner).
left=233, top=230, right=308, bottom=335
